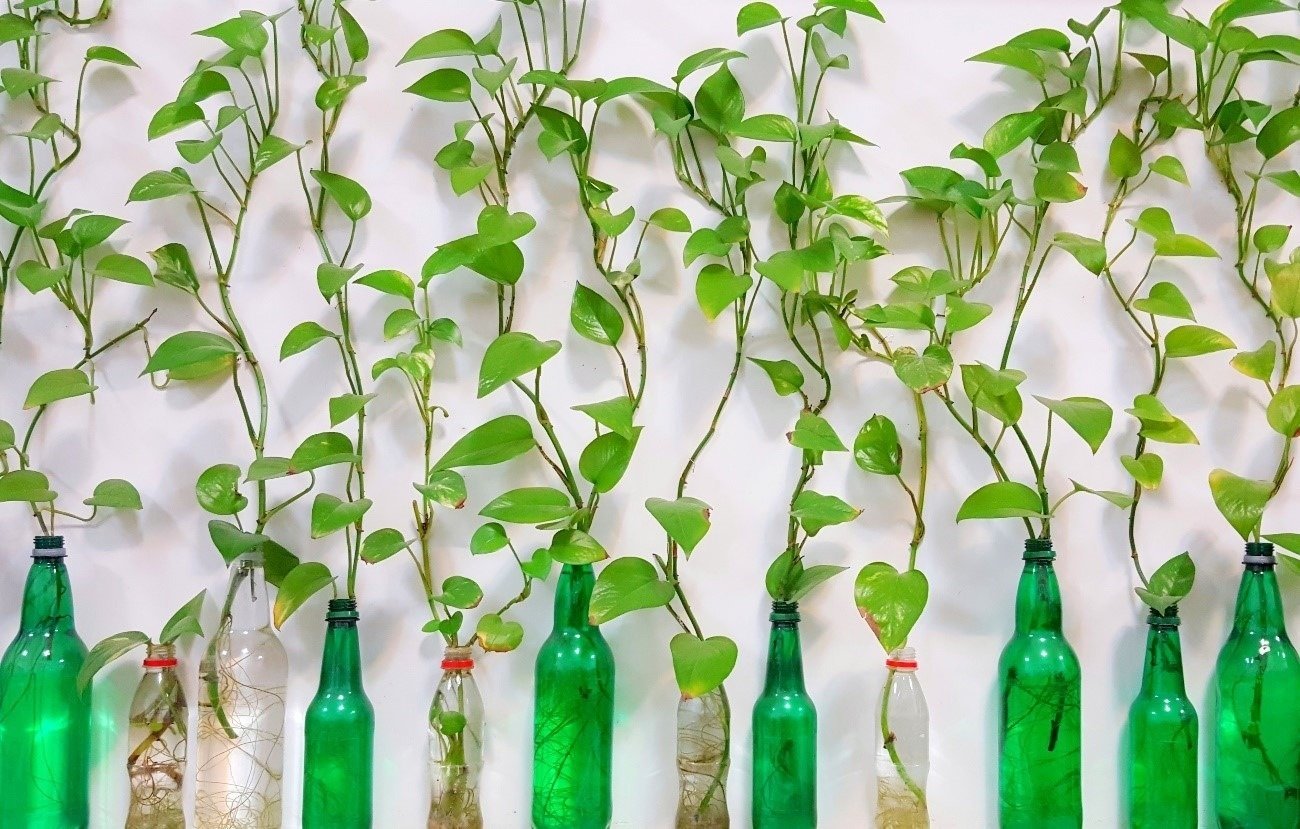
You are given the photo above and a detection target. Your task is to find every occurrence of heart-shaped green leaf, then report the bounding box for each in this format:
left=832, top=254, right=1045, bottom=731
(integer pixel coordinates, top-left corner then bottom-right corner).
left=854, top=562, right=929, bottom=652
left=670, top=633, right=739, bottom=698
left=590, top=557, right=674, bottom=624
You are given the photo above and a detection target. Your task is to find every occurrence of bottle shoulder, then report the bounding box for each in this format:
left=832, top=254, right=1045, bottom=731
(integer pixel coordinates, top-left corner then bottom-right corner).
left=538, top=626, right=614, bottom=658
left=752, top=689, right=816, bottom=719
left=306, top=687, right=375, bottom=716
left=998, top=632, right=1080, bottom=676
left=0, top=627, right=88, bottom=667
left=1216, top=634, right=1300, bottom=682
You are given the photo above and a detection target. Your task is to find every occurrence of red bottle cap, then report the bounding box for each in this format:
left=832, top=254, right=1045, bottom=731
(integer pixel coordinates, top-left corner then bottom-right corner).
left=441, top=656, right=474, bottom=670
left=143, top=657, right=178, bottom=668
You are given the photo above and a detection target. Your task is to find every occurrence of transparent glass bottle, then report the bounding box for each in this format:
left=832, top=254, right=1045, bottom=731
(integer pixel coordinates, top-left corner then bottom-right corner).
left=751, top=600, right=816, bottom=829
left=1214, top=542, right=1300, bottom=828
left=997, top=538, right=1082, bottom=829
left=126, top=643, right=187, bottom=829
left=676, top=686, right=730, bottom=829
left=1126, top=606, right=1196, bottom=829
left=0, top=536, right=91, bottom=829
left=195, top=553, right=288, bottom=829
left=532, top=563, right=614, bottom=829
left=876, top=647, right=929, bottom=829
left=428, top=646, right=484, bottom=829
left=303, top=597, right=374, bottom=829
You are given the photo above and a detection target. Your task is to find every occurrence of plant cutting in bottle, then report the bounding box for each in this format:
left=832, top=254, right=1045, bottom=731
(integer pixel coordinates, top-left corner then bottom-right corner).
left=132, top=11, right=325, bottom=827
left=1121, top=2, right=1300, bottom=823
left=395, top=6, right=655, bottom=828
left=856, top=10, right=1133, bottom=827
left=0, top=536, right=92, bottom=827
left=78, top=592, right=206, bottom=829
left=261, top=4, right=384, bottom=826
left=583, top=3, right=886, bottom=822
left=0, top=0, right=133, bottom=339
left=622, top=2, right=891, bottom=827
left=848, top=281, right=932, bottom=827
left=261, top=0, right=379, bottom=622
left=0, top=1, right=150, bottom=534
left=1052, top=40, right=1224, bottom=823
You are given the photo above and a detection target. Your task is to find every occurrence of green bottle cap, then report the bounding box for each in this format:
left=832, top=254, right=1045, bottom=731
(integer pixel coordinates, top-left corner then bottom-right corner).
left=1243, top=541, right=1275, bottom=567
left=770, top=600, right=800, bottom=623
left=32, top=535, right=65, bottom=558
left=1023, top=537, right=1055, bottom=561
left=1147, top=606, right=1181, bottom=627
left=326, top=597, right=360, bottom=622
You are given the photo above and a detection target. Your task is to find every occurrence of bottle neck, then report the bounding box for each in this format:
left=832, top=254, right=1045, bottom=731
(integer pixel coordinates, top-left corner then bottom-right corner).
left=1140, top=618, right=1187, bottom=696
left=20, top=556, right=76, bottom=631
left=318, top=601, right=363, bottom=690
left=763, top=604, right=806, bottom=692
left=1014, top=558, right=1063, bottom=633
left=441, top=646, right=475, bottom=676
left=553, top=564, right=595, bottom=630
left=143, top=642, right=178, bottom=673
left=227, top=556, right=272, bottom=631
left=1231, top=563, right=1288, bottom=637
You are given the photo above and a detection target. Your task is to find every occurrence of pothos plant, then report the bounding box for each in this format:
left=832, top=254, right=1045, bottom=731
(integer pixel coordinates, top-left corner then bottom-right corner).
left=0, top=0, right=132, bottom=338
left=78, top=590, right=206, bottom=822
left=255, top=0, right=384, bottom=626
left=1051, top=39, right=1234, bottom=612
left=363, top=2, right=594, bottom=664
left=79, top=590, right=208, bottom=691
left=0, top=0, right=149, bottom=532
left=1123, top=0, right=1300, bottom=557
left=604, top=0, right=889, bottom=699
left=133, top=11, right=357, bottom=720
left=855, top=10, right=1136, bottom=547
left=400, top=0, right=588, bottom=332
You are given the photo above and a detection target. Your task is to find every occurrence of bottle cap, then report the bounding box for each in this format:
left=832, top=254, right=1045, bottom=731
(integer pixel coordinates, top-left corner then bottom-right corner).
left=1147, top=606, right=1181, bottom=627
left=770, top=600, right=800, bottom=623
left=326, top=597, right=360, bottom=622
left=1023, top=537, right=1055, bottom=561
left=441, top=646, right=474, bottom=671
left=32, top=535, right=66, bottom=558
left=143, top=643, right=177, bottom=668
left=885, top=646, right=917, bottom=671
left=1243, top=541, right=1276, bottom=567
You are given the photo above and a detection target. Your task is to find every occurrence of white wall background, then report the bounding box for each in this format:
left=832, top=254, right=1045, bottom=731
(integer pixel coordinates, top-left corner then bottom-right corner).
left=2, top=0, right=1298, bottom=826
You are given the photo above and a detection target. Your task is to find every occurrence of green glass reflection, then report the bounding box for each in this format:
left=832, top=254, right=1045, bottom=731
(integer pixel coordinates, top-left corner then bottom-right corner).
left=532, top=563, right=614, bottom=829
left=0, top=537, right=90, bottom=829
left=997, top=539, right=1081, bottom=829
left=751, top=601, right=815, bottom=829
left=1126, top=607, right=1196, bottom=829
left=303, top=598, right=374, bottom=829
left=1215, top=543, right=1300, bottom=829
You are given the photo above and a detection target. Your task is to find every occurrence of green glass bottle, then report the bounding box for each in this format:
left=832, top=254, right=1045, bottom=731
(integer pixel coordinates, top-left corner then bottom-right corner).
left=303, top=598, right=374, bottom=829
left=1127, top=606, right=1196, bottom=829
left=1214, top=542, right=1300, bottom=828
left=997, top=538, right=1081, bottom=829
left=751, top=600, right=816, bottom=829
left=0, top=536, right=91, bottom=829
left=532, top=563, right=614, bottom=829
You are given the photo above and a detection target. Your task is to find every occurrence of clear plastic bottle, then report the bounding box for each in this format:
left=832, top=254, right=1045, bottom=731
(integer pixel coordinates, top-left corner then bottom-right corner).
left=195, top=554, right=288, bottom=829
left=428, top=646, right=484, bottom=829
left=876, top=647, right=929, bottom=829
left=126, top=643, right=187, bottom=829
left=676, top=686, right=730, bottom=828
